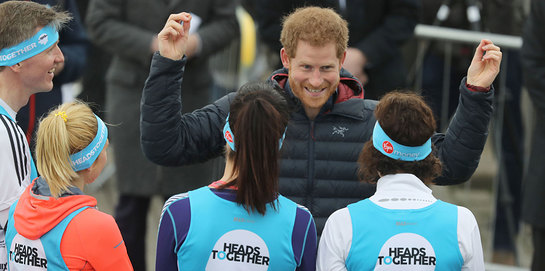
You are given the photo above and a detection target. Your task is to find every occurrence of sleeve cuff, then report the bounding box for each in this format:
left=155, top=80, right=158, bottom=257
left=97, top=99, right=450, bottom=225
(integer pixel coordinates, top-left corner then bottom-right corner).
left=466, top=83, right=491, bottom=93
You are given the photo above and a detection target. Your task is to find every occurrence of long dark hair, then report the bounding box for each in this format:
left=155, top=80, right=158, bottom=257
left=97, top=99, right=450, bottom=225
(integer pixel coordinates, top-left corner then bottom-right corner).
left=223, top=82, right=290, bottom=215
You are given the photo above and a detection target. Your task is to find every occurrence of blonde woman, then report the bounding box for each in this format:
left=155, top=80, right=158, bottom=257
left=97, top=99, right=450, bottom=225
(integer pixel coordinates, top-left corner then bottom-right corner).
left=5, top=101, right=132, bottom=270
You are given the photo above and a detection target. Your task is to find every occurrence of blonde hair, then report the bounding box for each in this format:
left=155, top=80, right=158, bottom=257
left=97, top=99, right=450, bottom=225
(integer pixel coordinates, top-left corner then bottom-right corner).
left=36, top=100, right=98, bottom=198
left=280, top=6, right=348, bottom=59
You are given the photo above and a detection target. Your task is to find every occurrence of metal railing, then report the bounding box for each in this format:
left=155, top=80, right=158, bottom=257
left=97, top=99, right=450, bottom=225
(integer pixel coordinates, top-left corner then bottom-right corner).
left=415, top=24, right=522, bottom=49
left=413, top=24, right=527, bottom=271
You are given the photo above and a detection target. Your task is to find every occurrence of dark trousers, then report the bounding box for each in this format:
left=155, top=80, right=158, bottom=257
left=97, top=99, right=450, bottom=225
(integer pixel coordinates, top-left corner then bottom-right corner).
left=532, top=226, right=545, bottom=271
left=115, top=194, right=172, bottom=271
left=115, top=195, right=152, bottom=271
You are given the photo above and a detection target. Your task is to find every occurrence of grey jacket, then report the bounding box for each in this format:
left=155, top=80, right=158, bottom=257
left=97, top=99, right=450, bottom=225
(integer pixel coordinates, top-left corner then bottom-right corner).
left=141, top=54, right=494, bottom=233
left=86, top=0, right=238, bottom=195
left=521, top=0, right=545, bottom=228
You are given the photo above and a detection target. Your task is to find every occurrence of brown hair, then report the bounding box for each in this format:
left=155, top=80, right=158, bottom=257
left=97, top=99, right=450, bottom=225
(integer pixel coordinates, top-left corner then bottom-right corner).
left=223, top=82, right=290, bottom=215
left=0, top=1, right=71, bottom=70
left=36, top=100, right=99, bottom=198
left=280, top=6, right=348, bottom=59
left=358, top=91, right=442, bottom=184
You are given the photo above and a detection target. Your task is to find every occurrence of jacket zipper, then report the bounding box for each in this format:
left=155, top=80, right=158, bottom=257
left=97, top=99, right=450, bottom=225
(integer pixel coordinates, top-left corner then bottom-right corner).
left=307, top=120, right=315, bottom=213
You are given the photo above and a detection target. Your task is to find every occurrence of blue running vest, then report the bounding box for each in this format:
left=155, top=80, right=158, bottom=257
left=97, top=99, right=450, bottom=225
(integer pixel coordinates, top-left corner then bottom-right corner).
left=346, top=199, right=463, bottom=270
left=5, top=201, right=88, bottom=270
left=175, top=187, right=298, bottom=270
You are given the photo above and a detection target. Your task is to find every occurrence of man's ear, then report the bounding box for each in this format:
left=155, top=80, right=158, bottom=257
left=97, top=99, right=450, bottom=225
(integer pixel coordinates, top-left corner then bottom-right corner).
left=340, top=50, right=347, bottom=66
left=280, top=48, right=290, bottom=69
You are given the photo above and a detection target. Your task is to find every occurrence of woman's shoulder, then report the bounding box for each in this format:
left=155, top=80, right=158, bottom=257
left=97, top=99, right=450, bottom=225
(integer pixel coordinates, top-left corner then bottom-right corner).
left=62, top=208, right=132, bottom=270
left=69, top=208, right=119, bottom=233
left=62, top=208, right=125, bottom=255
left=456, top=205, right=478, bottom=226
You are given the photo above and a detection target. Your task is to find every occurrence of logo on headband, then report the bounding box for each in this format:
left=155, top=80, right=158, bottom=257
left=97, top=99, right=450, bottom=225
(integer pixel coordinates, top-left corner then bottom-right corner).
left=225, top=130, right=233, bottom=143
left=373, top=121, right=432, bottom=161
left=382, top=141, right=393, bottom=154
left=38, top=34, right=48, bottom=45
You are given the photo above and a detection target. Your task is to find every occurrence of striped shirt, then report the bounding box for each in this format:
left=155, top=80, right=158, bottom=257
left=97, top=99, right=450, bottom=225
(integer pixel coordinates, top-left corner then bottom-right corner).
left=0, top=99, right=32, bottom=228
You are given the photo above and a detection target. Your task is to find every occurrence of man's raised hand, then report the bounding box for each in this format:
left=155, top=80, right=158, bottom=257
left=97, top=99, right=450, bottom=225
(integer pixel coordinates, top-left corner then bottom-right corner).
left=467, top=39, right=502, bottom=88
left=158, top=12, right=192, bottom=60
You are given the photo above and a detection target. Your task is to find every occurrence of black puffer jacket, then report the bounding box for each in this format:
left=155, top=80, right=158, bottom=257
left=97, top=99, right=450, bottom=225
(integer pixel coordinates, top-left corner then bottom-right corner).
left=141, top=53, right=494, bottom=233
left=268, top=68, right=377, bottom=232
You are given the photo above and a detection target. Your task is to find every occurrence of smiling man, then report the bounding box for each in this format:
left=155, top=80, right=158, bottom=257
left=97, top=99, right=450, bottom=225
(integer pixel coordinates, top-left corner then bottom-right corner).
left=281, top=41, right=342, bottom=120
left=141, top=7, right=501, bottom=236
left=0, top=2, right=70, bottom=268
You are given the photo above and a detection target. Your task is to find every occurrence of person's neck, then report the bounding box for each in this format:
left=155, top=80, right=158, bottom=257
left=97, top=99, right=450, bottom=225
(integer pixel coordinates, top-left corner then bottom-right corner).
left=0, top=74, right=29, bottom=112
left=303, top=107, right=319, bottom=120
left=73, top=168, right=94, bottom=194
left=71, top=176, right=86, bottom=193
left=218, top=158, right=237, bottom=186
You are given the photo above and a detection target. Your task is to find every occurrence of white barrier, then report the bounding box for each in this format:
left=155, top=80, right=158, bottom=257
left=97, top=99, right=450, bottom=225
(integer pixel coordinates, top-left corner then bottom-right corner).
left=415, top=24, right=522, bottom=49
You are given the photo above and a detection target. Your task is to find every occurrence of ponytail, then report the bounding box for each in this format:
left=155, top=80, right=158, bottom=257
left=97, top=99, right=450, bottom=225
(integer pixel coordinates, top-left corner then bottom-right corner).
left=35, top=101, right=98, bottom=198
left=224, top=82, right=289, bottom=215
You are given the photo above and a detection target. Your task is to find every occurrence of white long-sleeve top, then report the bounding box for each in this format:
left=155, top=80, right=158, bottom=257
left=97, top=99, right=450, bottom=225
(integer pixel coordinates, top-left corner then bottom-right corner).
left=317, top=173, right=484, bottom=271
left=0, top=98, right=31, bottom=226
left=0, top=98, right=32, bottom=270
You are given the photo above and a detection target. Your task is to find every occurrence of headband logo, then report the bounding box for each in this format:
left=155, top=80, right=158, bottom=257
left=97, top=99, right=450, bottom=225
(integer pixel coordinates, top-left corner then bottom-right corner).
left=373, top=121, right=432, bottom=161
left=38, top=34, right=48, bottom=45
left=225, top=130, right=233, bottom=143
left=382, top=141, right=393, bottom=154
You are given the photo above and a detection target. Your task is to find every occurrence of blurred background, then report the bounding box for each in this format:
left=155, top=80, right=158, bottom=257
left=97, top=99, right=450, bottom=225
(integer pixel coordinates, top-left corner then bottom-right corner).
left=52, top=0, right=537, bottom=270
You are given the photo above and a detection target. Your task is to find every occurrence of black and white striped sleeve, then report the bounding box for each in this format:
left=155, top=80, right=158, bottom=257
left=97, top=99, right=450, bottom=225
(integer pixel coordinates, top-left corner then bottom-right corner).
left=0, top=114, right=31, bottom=214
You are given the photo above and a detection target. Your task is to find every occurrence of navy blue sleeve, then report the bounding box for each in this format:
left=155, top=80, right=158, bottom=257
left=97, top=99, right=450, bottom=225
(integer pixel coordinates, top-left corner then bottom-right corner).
left=156, top=196, right=191, bottom=271
left=140, top=53, right=232, bottom=167
left=292, top=207, right=317, bottom=271
left=432, top=78, right=494, bottom=185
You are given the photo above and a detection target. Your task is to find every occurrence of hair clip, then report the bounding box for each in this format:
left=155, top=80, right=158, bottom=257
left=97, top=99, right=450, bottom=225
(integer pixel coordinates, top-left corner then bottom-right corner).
left=55, top=111, right=67, bottom=122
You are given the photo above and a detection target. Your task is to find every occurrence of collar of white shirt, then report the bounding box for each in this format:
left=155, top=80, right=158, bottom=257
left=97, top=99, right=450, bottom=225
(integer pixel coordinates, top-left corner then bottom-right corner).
left=370, top=173, right=437, bottom=209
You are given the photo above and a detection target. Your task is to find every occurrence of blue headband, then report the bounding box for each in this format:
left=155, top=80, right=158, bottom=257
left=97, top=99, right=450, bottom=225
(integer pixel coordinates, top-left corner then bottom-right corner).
left=0, top=24, right=59, bottom=66
left=223, top=114, right=286, bottom=151
left=70, top=115, right=108, bottom=171
left=372, top=121, right=431, bottom=161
